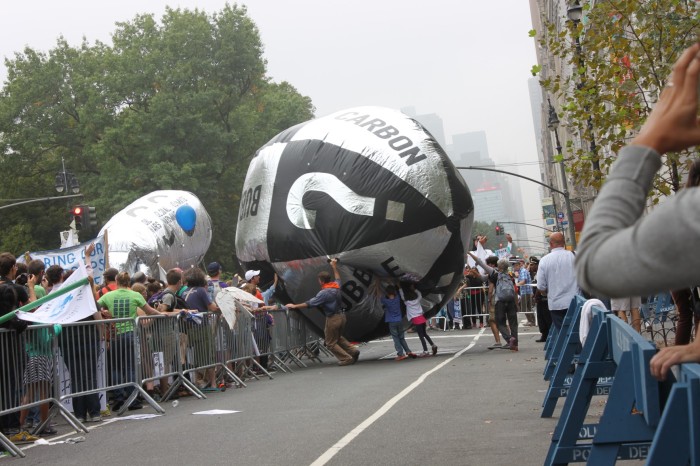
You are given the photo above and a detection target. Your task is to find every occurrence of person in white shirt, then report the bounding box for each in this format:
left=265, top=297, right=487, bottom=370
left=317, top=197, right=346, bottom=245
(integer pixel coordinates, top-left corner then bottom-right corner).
left=536, top=232, right=578, bottom=330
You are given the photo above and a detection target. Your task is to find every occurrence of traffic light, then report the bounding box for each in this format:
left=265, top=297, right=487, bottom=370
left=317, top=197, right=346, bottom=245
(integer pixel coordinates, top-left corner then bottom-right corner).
left=87, top=206, right=97, bottom=228
left=71, top=205, right=84, bottom=230
left=495, top=224, right=504, bottom=236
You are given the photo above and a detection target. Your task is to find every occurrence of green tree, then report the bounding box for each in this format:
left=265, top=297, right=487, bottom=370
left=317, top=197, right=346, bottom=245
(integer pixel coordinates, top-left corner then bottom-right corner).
left=0, top=4, right=314, bottom=262
left=535, top=0, right=699, bottom=199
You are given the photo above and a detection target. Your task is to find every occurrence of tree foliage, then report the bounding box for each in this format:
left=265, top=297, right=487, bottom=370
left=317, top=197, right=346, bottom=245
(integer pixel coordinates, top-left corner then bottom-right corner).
left=0, top=4, right=314, bottom=267
left=536, top=0, right=699, bottom=199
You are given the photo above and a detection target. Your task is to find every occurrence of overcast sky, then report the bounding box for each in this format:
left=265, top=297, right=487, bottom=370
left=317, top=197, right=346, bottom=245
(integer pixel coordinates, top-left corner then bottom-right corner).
left=0, top=0, right=544, bottom=247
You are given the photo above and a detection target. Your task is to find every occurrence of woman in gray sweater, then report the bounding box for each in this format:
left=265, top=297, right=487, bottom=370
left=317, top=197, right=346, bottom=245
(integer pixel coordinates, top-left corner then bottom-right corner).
left=575, top=43, right=700, bottom=381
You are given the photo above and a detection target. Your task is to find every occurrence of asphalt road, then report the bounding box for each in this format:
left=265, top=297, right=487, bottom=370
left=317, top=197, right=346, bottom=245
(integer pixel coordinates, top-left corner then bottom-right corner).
left=8, top=325, right=573, bottom=466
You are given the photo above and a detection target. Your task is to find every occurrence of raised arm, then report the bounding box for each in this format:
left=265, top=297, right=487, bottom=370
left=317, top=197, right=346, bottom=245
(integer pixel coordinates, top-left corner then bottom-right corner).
left=576, top=43, right=700, bottom=297
left=467, top=252, right=494, bottom=275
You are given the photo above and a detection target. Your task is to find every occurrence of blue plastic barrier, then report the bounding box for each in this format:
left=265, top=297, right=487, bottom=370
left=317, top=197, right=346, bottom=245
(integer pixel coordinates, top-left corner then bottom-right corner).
left=544, top=301, right=662, bottom=465
left=543, top=297, right=582, bottom=382
left=646, top=363, right=700, bottom=465
left=541, top=297, right=613, bottom=418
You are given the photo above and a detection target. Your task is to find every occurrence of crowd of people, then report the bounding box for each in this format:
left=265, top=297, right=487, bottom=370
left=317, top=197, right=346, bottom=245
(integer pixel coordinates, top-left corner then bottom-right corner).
left=0, top=253, right=277, bottom=448
left=2, top=42, right=700, bottom=455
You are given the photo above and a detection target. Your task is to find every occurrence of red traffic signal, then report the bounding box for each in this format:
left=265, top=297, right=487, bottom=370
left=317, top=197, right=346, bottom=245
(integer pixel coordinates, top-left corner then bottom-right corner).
left=495, top=225, right=501, bottom=235
left=71, top=205, right=84, bottom=230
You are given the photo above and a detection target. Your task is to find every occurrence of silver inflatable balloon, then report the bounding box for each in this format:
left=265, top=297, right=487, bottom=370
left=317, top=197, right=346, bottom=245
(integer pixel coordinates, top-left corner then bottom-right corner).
left=236, top=106, right=474, bottom=341
left=99, top=190, right=212, bottom=278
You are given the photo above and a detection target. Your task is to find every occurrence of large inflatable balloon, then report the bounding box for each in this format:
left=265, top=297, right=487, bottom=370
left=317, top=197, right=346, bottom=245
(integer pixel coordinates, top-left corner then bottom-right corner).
left=235, top=106, right=474, bottom=341
left=99, top=190, right=212, bottom=278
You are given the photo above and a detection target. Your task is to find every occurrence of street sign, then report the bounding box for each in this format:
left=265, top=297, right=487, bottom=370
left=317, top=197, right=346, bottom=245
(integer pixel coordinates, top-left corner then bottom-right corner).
left=557, top=212, right=565, bottom=220
left=561, top=221, right=569, bottom=226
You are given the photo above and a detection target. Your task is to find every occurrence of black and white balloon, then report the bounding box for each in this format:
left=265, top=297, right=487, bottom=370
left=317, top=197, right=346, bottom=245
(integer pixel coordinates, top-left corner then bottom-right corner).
left=235, top=106, right=474, bottom=341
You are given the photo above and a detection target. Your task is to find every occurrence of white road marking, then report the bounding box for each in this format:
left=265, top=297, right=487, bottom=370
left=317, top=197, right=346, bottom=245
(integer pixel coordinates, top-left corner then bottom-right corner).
left=310, top=328, right=486, bottom=466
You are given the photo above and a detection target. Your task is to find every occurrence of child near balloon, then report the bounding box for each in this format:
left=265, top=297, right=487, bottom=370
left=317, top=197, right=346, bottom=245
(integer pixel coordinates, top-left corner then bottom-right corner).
left=381, top=284, right=416, bottom=361
left=400, top=282, right=438, bottom=356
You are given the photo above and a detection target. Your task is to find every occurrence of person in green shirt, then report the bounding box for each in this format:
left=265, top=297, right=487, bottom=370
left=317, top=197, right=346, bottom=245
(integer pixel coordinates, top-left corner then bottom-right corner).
left=98, top=272, right=161, bottom=411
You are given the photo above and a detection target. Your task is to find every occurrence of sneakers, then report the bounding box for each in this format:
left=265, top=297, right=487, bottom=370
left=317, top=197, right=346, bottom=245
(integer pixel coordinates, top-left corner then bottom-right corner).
left=38, top=425, right=57, bottom=436
left=86, top=414, right=102, bottom=423
left=421, top=351, right=430, bottom=357
left=408, top=352, right=418, bottom=359
left=431, top=345, right=438, bottom=356
left=395, top=354, right=408, bottom=361
left=487, top=342, right=502, bottom=350
left=9, top=431, right=39, bottom=444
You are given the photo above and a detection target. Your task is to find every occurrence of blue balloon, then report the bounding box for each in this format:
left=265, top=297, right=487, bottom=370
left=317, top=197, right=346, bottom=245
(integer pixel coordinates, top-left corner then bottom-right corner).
left=176, top=205, right=197, bottom=232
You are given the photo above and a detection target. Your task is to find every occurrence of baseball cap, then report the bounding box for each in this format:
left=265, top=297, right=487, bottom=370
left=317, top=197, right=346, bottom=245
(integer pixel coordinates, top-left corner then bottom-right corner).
left=245, top=270, right=260, bottom=281
left=207, top=262, right=221, bottom=274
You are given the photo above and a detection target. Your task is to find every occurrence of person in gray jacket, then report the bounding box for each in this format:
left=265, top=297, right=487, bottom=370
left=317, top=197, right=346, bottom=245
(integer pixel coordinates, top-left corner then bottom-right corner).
left=575, top=43, right=700, bottom=381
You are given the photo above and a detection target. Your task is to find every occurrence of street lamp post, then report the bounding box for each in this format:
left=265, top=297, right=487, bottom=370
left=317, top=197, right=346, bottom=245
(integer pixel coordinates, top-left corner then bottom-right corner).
left=547, top=102, right=577, bottom=249
left=567, top=0, right=600, bottom=176
left=54, top=157, right=80, bottom=196
left=454, top=164, right=577, bottom=249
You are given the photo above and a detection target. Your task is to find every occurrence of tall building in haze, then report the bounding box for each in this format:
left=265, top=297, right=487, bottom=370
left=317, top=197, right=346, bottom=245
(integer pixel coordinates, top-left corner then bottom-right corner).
left=448, top=131, right=527, bottom=247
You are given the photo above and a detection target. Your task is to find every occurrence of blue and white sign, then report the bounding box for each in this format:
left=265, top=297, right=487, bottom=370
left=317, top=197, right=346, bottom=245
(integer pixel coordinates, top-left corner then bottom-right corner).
left=557, top=212, right=565, bottom=220
left=18, top=235, right=108, bottom=285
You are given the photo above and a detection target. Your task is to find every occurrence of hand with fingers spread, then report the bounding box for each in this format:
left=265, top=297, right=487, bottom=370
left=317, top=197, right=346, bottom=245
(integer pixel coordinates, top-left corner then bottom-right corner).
left=633, top=42, right=700, bottom=154
left=576, top=42, right=700, bottom=381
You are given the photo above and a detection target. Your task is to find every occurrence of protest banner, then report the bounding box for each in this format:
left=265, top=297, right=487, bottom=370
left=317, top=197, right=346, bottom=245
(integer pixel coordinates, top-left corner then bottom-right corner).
left=17, top=262, right=98, bottom=324
left=17, top=234, right=108, bottom=285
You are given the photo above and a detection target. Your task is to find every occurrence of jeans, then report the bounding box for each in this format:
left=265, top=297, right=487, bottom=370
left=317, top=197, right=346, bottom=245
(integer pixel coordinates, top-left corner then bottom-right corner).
left=108, top=332, right=135, bottom=404
left=495, top=300, right=518, bottom=343
left=61, top=326, right=101, bottom=418
left=550, top=309, right=567, bottom=331
left=388, top=321, right=411, bottom=355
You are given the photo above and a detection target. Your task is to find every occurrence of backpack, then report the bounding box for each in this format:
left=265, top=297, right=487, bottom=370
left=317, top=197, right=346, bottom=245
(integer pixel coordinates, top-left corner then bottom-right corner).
left=207, top=279, right=222, bottom=302
left=150, top=289, right=189, bottom=311
left=495, top=272, right=515, bottom=302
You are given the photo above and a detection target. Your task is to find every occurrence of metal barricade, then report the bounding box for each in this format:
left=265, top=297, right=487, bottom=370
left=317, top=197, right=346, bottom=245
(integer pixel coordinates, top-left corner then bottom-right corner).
left=58, top=320, right=108, bottom=419
left=0, top=327, right=29, bottom=458
left=517, top=289, right=538, bottom=327
left=461, top=286, right=488, bottom=329
left=266, top=309, right=294, bottom=373
left=172, top=312, right=223, bottom=394
left=219, top=308, right=267, bottom=383
left=641, top=292, right=677, bottom=347
left=0, top=325, right=86, bottom=458
left=0, top=306, right=329, bottom=458
left=135, top=314, right=204, bottom=402
left=101, top=317, right=163, bottom=415
left=284, top=310, right=317, bottom=365
left=288, top=309, right=330, bottom=361
left=214, top=313, right=247, bottom=390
